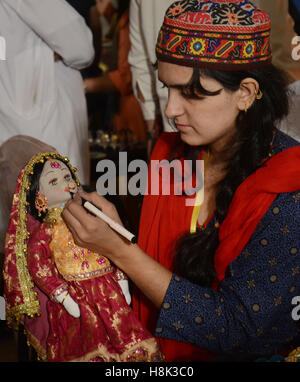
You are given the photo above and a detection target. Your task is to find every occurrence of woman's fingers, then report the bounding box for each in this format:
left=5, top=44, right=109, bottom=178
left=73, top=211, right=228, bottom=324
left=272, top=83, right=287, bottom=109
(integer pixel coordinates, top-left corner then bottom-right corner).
left=72, top=191, right=83, bottom=205
left=62, top=192, right=127, bottom=257
left=78, top=190, right=123, bottom=225
left=78, top=189, right=110, bottom=209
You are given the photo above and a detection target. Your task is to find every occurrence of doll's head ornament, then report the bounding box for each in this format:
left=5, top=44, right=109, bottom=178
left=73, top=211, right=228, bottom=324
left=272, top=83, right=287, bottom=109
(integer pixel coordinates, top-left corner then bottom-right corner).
left=48, top=158, right=62, bottom=169
left=3, top=152, right=80, bottom=328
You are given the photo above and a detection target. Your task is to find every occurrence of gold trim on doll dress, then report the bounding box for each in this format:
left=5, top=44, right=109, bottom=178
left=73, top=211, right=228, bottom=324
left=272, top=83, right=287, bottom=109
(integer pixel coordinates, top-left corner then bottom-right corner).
left=6, top=152, right=80, bottom=328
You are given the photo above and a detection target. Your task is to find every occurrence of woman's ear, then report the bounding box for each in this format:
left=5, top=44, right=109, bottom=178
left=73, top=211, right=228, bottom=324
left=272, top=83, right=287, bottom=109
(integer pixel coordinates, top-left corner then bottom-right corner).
left=237, top=78, right=260, bottom=112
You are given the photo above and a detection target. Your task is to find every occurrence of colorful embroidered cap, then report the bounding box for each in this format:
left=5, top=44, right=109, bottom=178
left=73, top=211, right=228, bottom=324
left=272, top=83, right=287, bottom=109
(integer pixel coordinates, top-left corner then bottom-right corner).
left=156, top=0, right=272, bottom=70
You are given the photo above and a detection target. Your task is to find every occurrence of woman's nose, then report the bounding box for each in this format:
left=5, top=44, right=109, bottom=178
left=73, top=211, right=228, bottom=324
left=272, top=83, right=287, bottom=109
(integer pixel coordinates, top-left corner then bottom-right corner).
left=164, top=89, right=184, bottom=120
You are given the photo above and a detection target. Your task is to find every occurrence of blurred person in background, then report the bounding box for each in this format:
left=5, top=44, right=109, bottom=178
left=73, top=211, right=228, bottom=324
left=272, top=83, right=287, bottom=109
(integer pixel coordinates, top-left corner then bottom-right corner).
left=0, top=0, right=94, bottom=183
left=84, top=0, right=147, bottom=144
left=252, top=0, right=300, bottom=142
left=0, top=0, right=94, bottom=253
left=129, top=0, right=176, bottom=158
left=66, top=0, right=103, bottom=117
left=289, top=0, right=300, bottom=36
left=252, top=0, right=300, bottom=82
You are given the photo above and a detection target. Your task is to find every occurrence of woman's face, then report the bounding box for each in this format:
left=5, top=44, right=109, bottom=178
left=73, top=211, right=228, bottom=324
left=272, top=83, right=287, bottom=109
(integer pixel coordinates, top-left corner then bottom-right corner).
left=39, top=160, right=77, bottom=210
left=158, top=61, right=241, bottom=149
left=95, top=0, right=111, bottom=16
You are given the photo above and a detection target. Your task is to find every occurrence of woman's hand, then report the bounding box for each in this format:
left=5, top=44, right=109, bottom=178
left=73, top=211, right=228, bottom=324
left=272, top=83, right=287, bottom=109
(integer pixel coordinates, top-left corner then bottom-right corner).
left=62, top=190, right=131, bottom=261
left=63, top=191, right=172, bottom=309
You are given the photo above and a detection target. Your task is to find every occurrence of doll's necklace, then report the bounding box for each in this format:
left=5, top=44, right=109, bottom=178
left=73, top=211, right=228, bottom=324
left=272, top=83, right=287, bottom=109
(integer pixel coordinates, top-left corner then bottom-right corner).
left=44, top=203, right=65, bottom=224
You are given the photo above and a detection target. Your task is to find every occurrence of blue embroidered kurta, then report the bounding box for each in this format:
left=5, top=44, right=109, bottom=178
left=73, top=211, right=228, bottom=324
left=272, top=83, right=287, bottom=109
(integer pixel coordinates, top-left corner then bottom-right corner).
left=155, top=131, right=300, bottom=356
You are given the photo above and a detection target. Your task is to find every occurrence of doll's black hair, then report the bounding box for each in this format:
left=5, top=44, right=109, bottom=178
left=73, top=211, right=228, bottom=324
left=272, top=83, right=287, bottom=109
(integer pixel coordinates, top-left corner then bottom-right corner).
left=26, top=156, right=78, bottom=223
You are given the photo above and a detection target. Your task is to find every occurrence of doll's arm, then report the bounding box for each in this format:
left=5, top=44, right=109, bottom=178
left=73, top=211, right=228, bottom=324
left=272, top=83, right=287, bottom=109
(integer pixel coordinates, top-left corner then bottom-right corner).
left=118, top=279, right=132, bottom=306
left=27, top=240, right=68, bottom=302
left=27, top=227, right=80, bottom=317
left=56, top=291, right=80, bottom=318
left=114, top=268, right=132, bottom=306
left=27, top=235, right=80, bottom=318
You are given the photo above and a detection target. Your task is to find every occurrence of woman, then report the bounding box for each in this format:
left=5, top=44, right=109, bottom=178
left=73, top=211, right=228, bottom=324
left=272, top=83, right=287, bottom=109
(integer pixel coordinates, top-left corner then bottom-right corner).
left=84, top=0, right=147, bottom=143
left=63, top=0, right=300, bottom=361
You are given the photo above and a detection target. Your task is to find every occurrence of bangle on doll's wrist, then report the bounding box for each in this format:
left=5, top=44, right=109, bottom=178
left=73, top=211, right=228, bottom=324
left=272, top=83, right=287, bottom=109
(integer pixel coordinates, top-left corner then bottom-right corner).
left=61, top=292, right=69, bottom=305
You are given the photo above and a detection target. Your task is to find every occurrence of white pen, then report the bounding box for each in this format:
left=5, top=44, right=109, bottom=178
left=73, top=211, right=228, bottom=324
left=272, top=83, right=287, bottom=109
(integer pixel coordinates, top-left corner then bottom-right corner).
left=81, top=198, right=137, bottom=244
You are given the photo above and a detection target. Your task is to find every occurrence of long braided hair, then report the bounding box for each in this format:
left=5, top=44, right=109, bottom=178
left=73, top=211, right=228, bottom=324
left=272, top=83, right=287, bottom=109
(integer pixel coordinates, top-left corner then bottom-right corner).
left=172, top=64, right=290, bottom=287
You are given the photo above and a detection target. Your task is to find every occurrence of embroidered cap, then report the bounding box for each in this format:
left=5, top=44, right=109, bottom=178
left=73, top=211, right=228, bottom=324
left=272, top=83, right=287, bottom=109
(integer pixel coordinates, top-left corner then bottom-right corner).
left=156, top=0, right=272, bottom=70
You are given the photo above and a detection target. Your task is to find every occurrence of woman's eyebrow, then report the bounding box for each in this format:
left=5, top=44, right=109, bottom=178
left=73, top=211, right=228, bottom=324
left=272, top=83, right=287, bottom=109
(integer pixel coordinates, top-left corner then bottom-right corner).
left=158, top=77, right=189, bottom=90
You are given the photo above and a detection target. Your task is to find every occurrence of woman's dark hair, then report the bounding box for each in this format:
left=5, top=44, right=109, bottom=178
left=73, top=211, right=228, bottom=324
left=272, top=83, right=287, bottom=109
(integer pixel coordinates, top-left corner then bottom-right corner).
left=172, top=64, right=290, bottom=287
left=26, top=156, right=78, bottom=223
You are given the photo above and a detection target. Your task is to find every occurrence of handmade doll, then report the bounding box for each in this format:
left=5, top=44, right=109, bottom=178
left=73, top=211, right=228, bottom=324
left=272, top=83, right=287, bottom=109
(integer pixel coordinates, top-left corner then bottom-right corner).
left=3, top=152, right=163, bottom=362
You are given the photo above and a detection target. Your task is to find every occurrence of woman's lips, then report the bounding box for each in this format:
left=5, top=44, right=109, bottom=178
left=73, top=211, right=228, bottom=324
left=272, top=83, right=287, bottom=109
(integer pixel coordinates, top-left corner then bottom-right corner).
left=176, top=124, right=192, bottom=132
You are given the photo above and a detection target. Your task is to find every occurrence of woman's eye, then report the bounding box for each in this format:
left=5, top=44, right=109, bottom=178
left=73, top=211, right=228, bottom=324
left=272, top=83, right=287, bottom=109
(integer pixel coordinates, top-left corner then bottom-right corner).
left=181, top=89, right=205, bottom=100
left=49, top=178, right=58, bottom=186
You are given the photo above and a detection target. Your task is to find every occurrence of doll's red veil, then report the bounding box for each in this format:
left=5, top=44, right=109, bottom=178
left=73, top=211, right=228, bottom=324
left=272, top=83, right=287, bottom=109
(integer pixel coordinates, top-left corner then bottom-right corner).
left=4, top=164, right=41, bottom=327
left=3, top=152, right=80, bottom=351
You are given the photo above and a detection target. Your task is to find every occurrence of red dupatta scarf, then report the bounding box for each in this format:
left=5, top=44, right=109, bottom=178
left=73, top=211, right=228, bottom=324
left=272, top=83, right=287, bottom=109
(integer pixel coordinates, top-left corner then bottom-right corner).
left=134, top=132, right=300, bottom=362
left=214, top=143, right=300, bottom=286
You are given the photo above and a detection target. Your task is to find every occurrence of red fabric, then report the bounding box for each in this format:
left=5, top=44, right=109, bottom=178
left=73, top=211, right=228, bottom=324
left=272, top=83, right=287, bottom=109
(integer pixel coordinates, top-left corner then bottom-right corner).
left=3, top=167, right=42, bottom=320
left=133, top=132, right=300, bottom=362
left=108, top=10, right=147, bottom=142
left=27, top=223, right=160, bottom=362
left=133, top=133, right=215, bottom=361
left=27, top=225, right=68, bottom=300
left=214, top=144, right=300, bottom=287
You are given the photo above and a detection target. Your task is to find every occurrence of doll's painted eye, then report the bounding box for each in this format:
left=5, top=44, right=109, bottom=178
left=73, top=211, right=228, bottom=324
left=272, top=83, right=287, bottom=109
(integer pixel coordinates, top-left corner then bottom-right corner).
left=64, top=174, right=71, bottom=181
left=49, top=178, right=58, bottom=186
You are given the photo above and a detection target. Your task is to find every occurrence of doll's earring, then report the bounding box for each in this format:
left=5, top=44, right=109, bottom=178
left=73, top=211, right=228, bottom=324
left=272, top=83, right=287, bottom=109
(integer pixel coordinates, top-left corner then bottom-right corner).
left=35, top=191, right=48, bottom=216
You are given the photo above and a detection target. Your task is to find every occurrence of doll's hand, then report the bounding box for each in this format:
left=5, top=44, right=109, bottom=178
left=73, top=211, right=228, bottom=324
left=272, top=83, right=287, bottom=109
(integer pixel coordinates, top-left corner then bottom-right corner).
left=56, top=291, right=80, bottom=318
left=118, top=279, right=132, bottom=306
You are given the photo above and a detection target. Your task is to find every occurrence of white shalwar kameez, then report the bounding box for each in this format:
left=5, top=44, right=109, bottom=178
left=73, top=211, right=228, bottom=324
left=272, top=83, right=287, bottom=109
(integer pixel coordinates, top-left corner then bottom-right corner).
left=0, top=0, right=94, bottom=184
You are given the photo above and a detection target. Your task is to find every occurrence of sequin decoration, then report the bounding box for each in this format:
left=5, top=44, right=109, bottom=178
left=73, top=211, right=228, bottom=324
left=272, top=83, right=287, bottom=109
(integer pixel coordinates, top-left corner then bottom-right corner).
left=126, top=348, right=149, bottom=362
left=50, top=160, right=62, bottom=169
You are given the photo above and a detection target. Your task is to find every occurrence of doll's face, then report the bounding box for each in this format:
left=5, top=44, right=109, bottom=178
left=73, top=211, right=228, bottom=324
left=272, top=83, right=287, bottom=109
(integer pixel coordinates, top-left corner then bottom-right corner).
left=39, top=160, right=77, bottom=210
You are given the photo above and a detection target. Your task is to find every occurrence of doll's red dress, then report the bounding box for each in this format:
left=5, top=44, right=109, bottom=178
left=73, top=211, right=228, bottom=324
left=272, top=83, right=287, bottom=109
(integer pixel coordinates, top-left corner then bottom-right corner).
left=26, top=208, right=163, bottom=362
